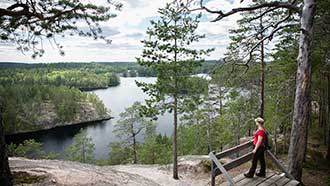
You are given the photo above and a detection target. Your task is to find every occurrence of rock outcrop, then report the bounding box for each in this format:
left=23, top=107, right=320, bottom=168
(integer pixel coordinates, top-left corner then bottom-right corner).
left=7, top=101, right=111, bottom=135
left=9, top=156, right=212, bottom=186
left=9, top=157, right=159, bottom=186
left=35, top=102, right=111, bottom=131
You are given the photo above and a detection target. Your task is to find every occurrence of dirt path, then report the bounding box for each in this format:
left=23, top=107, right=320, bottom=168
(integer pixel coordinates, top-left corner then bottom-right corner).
left=112, top=156, right=211, bottom=186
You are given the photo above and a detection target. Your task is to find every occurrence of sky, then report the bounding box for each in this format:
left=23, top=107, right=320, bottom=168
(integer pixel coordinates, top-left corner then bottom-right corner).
left=0, top=0, right=248, bottom=63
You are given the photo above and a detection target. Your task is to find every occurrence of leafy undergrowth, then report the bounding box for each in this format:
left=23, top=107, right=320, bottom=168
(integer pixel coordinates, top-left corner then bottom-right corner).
left=302, top=152, right=330, bottom=186
left=13, top=171, right=47, bottom=185
left=301, top=127, right=330, bottom=186
left=271, top=128, right=330, bottom=186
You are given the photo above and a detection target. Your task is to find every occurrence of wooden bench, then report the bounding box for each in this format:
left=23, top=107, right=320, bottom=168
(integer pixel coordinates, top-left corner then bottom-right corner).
left=209, top=140, right=300, bottom=186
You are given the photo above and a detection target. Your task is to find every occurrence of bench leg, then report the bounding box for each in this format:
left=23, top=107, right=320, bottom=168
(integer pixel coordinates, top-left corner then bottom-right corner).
left=211, top=174, right=215, bottom=186
left=211, top=160, right=216, bottom=186
left=211, top=161, right=216, bottom=186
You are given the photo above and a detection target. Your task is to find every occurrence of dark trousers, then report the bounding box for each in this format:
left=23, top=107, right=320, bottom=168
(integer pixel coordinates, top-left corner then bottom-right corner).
left=248, top=146, right=266, bottom=175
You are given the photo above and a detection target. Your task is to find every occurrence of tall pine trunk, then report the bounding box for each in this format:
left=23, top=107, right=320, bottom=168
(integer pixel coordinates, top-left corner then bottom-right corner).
left=172, top=21, right=179, bottom=179
left=219, top=86, right=223, bottom=115
left=327, top=74, right=330, bottom=160
left=133, top=135, right=137, bottom=164
left=274, top=99, right=280, bottom=155
left=0, top=99, right=13, bottom=186
left=173, top=94, right=178, bottom=179
left=283, top=126, right=287, bottom=152
left=260, top=16, right=265, bottom=118
left=82, top=142, right=85, bottom=163
left=287, top=0, right=316, bottom=181
left=133, top=134, right=137, bottom=164
left=319, top=72, right=324, bottom=129
left=319, top=72, right=328, bottom=145
left=325, top=74, right=329, bottom=146
left=131, top=120, right=137, bottom=164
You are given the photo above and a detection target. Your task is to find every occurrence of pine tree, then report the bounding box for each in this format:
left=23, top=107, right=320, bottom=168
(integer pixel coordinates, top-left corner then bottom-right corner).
left=65, top=129, right=95, bottom=163
left=136, top=2, right=213, bottom=179
left=225, top=3, right=285, bottom=118
left=113, top=101, right=154, bottom=164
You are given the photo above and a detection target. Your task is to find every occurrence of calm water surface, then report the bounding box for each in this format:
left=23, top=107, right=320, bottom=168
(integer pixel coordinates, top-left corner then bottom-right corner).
left=88, top=77, right=172, bottom=159
left=7, top=77, right=172, bottom=159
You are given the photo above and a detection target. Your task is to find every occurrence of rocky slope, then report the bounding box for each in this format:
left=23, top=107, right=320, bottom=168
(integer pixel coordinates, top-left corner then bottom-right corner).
left=7, top=101, right=111, bottom=135
left=9, top=156, right=217, bottom=186
left=9, top=157, right=158, bottom=186
left=9, top=155, right=251, bottom=186
left=35, top=102, right=111, bottom=131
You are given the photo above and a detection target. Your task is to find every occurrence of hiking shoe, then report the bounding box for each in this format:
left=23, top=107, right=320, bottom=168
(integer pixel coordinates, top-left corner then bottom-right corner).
left=256, top=172, right=266, bottom=177
left=244, top=173, right=254, bottom=178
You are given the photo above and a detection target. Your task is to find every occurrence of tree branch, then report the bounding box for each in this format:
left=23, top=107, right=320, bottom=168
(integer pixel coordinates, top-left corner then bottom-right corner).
left=0, top=2, right=44, bottom=19
left=134, top=126, right=145, bottom=136
left=235, top=23, right=297, bottom=68
left=197, top=0, right=301, bottom=22
left=258, top=11, right=293, bottom=35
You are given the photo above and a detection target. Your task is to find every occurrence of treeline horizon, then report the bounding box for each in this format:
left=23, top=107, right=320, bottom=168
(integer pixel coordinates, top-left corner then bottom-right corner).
left=0, top=60, right=221, bottom=75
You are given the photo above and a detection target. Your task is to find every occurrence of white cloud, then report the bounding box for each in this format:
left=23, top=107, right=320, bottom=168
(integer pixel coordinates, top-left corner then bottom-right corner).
left=0, top=0, right=248, bottom=63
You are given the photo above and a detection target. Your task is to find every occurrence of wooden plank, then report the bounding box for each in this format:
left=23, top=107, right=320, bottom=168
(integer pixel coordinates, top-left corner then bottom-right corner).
left=283, top=180, right=300, bottom=186
left=240, top=177, right=264, bottom=186
left=256, top=174, right=283, bottom=186
left=220, top=173, right=297, bottom=186
left=270, top=174, right=291, bottom=186
left=274, top=178, right=291, bottom=186
left=245, top=174, right=276, bottom=186
left=220, top=174, right=246, bottom=186
left=215, top=152, right=254, bottom=176
left=233, top=174, right=246, bottom=183
left=216, top=140, right=254, bottom=159
left=235, top=173, right=275, bottom=186
left=265, top=150, right=295, bottom=180
left=209, top=152, right=235, bottom=186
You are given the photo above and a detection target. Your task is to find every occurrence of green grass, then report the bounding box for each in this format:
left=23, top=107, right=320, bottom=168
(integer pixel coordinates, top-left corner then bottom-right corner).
left=13, top=171, right=47, bottom=184
left=324, top=176, right=330, bottom=186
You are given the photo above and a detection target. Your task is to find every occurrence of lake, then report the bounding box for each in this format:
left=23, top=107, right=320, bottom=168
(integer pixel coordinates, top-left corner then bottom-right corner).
left=7, top=77, right=173, bottom=159
left=87, top=77, right=173, bottom=159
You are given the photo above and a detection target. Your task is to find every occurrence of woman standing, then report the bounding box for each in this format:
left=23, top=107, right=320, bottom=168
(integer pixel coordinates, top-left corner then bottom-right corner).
left=244, top=117, right=266, bottom=178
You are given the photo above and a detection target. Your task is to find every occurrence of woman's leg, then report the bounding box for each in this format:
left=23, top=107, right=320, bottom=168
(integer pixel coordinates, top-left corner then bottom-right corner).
left=247, top=153, right=258, bottom=175
left=258, top=148, right=266, bottom=175
left=246, top=148, right=262, bottom=176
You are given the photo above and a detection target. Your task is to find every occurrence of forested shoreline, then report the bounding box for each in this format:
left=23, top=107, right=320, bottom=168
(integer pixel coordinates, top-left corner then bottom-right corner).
left=0, top=63, right=120, bottom=90
left=1, top=85, right=110, bottom=135
left=0, top=61, right=219, bottom=78
left=0, top=63, right=118, bottom=135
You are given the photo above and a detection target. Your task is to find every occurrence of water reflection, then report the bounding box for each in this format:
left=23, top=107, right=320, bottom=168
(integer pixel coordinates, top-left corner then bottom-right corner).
left=6, top=77, right=172, bottom=159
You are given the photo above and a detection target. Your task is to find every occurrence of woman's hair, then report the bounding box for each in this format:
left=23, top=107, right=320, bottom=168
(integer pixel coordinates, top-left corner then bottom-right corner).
left=255, top=117, right=264, bottom=125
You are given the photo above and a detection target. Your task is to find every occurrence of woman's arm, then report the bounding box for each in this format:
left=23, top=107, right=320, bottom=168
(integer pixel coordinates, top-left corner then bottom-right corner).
left=252, top=136, right=263, bottom=153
